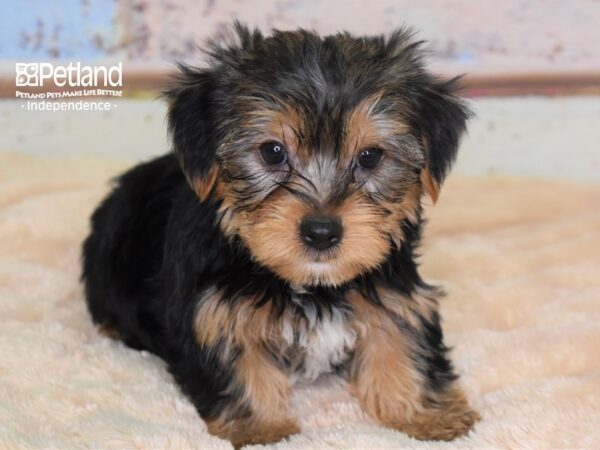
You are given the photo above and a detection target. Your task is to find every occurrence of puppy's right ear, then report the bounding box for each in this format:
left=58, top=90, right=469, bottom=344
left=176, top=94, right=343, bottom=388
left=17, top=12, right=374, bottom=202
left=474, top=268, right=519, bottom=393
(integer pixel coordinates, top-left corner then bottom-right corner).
left=415, top=78, right=470, bottom=204
left=165, top=65, right=218, bottom=201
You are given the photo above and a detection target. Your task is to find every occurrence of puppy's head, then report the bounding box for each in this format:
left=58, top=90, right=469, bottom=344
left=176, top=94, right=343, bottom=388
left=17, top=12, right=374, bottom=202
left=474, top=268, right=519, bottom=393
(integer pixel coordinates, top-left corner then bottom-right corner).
left=166, top=23, right=469, bottom=287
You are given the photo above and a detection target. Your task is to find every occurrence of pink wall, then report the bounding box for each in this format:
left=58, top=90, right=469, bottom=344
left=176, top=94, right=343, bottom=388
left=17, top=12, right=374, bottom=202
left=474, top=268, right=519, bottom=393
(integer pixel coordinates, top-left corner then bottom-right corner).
left=115, top=0, right=600, bottom=74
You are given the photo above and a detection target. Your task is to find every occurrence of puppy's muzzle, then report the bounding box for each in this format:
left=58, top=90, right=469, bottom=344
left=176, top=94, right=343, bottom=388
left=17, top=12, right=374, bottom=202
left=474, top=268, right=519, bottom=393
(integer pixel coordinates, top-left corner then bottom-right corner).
left=299, top=215, right=343, bottom=250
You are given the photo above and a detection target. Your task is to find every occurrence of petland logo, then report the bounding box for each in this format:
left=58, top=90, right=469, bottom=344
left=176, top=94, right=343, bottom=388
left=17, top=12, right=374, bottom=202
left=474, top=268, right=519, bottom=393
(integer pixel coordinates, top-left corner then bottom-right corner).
left=15, top=62, right=123, bottom=112
left=16, top=62, right=123, bottom=88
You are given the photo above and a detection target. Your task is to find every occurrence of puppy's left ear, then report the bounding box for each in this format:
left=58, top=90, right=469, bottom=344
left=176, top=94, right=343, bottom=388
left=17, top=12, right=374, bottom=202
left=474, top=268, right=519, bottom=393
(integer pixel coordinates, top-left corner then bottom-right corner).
left=165, top=65, right=219, bottom=201
left=416, top=78, right=470, bottom=203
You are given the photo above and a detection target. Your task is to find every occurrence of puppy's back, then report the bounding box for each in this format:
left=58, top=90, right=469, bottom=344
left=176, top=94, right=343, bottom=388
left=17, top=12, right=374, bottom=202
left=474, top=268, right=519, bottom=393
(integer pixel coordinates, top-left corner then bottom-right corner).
left=81, top=153, right=184, bottom=353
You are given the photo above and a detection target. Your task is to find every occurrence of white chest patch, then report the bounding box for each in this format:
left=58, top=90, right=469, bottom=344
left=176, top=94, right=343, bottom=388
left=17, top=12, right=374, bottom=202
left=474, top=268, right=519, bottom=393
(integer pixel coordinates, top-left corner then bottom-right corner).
left=282, top=305, right=357, bottom=383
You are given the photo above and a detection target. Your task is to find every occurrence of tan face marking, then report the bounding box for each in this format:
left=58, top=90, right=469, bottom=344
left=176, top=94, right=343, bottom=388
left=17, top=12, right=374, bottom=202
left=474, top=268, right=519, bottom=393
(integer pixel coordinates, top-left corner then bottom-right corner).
left=343, top=95, right=410, bottom=162
left=192, top=165, right=220, bottom=201
left=237, top=189, right=385, bottom=286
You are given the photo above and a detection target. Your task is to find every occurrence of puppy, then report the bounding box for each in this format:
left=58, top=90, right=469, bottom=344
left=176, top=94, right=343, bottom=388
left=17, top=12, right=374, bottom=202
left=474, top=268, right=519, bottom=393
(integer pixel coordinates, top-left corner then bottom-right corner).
left=82, top=23, right=479, bottom=448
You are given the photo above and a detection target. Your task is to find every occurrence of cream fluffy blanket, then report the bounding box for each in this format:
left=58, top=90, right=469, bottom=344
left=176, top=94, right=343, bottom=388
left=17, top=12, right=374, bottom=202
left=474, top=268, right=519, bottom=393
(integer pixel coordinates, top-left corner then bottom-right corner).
left=1, top=152, right=599, bottom=449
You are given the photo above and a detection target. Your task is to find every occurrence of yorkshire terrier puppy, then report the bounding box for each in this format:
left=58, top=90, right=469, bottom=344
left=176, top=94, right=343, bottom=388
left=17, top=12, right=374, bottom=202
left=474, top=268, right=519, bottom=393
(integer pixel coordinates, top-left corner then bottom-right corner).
left=82, top=23, right=479, bottom=448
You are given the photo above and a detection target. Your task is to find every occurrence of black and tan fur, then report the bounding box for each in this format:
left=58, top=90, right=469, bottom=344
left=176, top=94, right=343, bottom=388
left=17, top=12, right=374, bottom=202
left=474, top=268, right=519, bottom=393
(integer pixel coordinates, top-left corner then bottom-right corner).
left=82, top=23, right=479, bottom=448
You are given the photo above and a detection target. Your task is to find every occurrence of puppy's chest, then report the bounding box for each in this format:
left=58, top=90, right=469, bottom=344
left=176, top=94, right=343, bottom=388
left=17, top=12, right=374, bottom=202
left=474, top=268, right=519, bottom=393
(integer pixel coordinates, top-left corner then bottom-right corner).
left=277, top=306, right=357, bottom=383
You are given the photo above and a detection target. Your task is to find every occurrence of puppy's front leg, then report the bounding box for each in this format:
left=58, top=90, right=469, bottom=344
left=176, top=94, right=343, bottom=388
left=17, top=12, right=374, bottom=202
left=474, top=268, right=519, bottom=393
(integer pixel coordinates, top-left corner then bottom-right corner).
left=205, top=347, right=299, bottom=448
left=194, top=292, right=299, bottom=448
left=348, top=291, right=479, bottom=441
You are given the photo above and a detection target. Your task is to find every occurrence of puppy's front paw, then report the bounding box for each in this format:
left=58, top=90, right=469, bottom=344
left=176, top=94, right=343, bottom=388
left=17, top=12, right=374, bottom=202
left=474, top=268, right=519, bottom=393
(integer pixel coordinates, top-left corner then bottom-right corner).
left=396, top=388, right=480, bottom=441
left=232, top=420, right=300, bottom=449
left=401, top=404, right=480, bottom=441
left=210, top=417, right=300, bottom=449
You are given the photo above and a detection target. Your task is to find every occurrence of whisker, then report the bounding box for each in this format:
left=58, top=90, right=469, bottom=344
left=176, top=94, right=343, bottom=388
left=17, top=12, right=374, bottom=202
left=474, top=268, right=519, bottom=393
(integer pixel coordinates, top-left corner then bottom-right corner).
left=288, top=167, right=318, bottom=194
left=274, top=181, right=318, bottom=208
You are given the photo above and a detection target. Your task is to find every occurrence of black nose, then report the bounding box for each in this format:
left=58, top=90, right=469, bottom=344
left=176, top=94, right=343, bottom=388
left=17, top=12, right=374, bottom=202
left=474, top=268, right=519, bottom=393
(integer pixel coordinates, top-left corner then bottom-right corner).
left=300, top=216, right=343, bottom=250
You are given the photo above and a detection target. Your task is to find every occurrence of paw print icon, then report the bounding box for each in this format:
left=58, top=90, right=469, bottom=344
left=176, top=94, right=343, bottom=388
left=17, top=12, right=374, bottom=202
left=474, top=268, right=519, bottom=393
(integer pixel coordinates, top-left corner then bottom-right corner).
left=16, top=63, right=39, bottom=87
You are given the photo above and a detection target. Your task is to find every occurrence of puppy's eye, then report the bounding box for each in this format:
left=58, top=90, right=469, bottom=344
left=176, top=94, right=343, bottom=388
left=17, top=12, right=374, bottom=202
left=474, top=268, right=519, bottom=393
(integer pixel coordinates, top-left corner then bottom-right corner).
left=357, top=147, right=383, bottom=170
left=259, top=141, right=287, bottom=165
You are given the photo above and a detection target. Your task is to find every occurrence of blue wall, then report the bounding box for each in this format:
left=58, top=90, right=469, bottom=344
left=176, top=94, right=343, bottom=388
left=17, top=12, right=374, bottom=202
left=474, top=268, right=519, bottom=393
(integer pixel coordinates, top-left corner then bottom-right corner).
left=0, top=0, right=116, bottom=60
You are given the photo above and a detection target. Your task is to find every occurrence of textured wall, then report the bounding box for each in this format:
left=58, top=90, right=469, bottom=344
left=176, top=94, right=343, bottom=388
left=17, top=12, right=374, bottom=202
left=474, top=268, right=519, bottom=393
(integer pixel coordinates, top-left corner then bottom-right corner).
left=2, top=0, right=600, bottom=74
left=115, top=0, right=600, bottom=72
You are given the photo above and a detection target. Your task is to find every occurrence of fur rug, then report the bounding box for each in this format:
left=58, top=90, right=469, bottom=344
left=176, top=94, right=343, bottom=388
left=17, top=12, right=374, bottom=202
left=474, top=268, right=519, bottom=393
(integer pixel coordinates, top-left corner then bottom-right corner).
left=1, top=152, right=598, bottom=449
